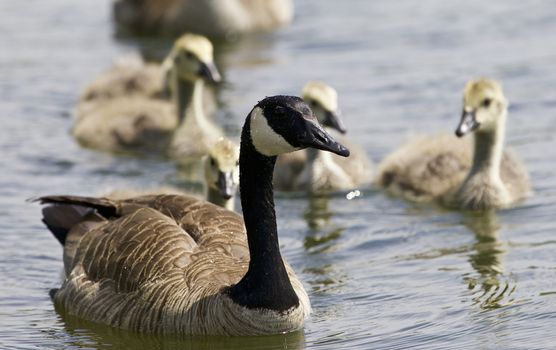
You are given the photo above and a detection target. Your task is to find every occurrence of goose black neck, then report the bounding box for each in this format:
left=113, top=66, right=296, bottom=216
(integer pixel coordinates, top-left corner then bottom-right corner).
left=227, top=116, right=300, bottom=312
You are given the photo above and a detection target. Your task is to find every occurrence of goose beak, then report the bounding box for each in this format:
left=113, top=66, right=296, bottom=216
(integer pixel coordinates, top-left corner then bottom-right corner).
left=299, top=119, right=350, bottom=157
left=324, top=110, right=347, bottom=134
left=199, top=62, right=222, bottom=83
left=455, top=109, right=479, bottom=137
left=217, top=170, right=235, bottom=200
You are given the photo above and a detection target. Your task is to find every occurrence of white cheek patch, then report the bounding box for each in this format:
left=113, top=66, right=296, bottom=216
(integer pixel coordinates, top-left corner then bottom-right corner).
left=249, top=107, right=299, bottom=156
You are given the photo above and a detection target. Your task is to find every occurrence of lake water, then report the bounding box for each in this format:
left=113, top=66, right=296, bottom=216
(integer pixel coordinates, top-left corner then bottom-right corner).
left=1, top=0, right=556, bottom=349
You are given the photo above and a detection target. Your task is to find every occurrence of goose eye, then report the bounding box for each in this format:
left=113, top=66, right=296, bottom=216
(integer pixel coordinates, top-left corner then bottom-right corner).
left=482, top=98, right=492, bottom=108
left=274, top=106, right=286, bottom=115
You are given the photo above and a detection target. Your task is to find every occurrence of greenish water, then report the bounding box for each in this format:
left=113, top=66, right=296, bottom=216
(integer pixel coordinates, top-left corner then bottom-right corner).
left=1, top=0, right=556, bottom=349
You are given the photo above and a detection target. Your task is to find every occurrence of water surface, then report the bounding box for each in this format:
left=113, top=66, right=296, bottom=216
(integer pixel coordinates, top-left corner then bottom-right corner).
left=1, top=0, right=556, bottom=349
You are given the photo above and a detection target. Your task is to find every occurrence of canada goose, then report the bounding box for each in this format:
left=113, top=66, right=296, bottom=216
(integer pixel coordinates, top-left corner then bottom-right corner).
left=105, top=138, right=240, bottom=211
left=377, top=79, right=530, bottom=210
left=73, top=34, right=223, bottom=158
left=113, top=0, right=293, bottom=38
left=37, top=96, right=349, bottom=335
left=274, top=81, right=373, bottom=192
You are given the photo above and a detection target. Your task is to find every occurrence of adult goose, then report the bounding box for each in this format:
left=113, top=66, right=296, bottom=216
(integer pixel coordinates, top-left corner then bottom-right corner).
left=377, top=79, right=530, bottom=210
left=73, top=34, right=223, bottom=158
left=274, top=81, right=373, bottom=192
left=113, top=0, right=294, bottom=38
left=37, top=95, right=349, bottom=335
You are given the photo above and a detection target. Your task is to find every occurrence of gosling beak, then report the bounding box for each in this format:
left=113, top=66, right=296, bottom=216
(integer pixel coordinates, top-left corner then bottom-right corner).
left=198, top=62, right=222, bottom=84
left=324, top=110, right=347, bottom=134
left=217, top=170, right=235, bottom=200
left=298, top=118, right=350, bottom=157
left=455, top=109, right=480, bottom=137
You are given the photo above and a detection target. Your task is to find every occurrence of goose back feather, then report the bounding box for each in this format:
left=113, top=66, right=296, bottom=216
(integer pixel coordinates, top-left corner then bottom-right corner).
left=39, top=194, right=309, bottom=335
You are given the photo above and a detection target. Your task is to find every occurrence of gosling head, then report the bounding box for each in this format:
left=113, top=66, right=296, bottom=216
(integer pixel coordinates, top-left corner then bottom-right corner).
left=204, top=138, right=240, bottom=201
left=456, top=78, right=508, bottom=137
left=246, top=95, right=350, bottom=157
left=165, top=33, right=221, bottom=84
left=301, top=81, right=346, bottom=134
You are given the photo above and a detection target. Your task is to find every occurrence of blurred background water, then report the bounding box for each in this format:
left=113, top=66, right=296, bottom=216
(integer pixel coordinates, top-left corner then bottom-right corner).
left=1, top=0, right=556, bottom=349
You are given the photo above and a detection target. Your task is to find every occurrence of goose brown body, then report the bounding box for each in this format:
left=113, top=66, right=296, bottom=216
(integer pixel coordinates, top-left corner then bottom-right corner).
left=40, top=194, right=309, bottom=335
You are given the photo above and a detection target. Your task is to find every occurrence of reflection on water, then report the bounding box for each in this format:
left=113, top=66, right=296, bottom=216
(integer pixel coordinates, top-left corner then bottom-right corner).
left=301, top=194, right=347, bottom=296
left=54, top=310, right=305, bottom=350
left=462, top=211, right=517, bottom=310
left=303, top=194, right=333, bottom=230
left=395, top=209, right=519, bottom=311
left=303, top=194, right=344, bottom=254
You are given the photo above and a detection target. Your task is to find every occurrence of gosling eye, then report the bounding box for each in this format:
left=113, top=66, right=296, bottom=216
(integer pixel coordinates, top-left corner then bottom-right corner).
left=481, top=98, right=492, bottom=108
left=184, top=51, right=195, bottom=60
left=308, top=100, right=320, bottom=109
left=235, top=160, right=239, bottom=167
left=210, top=157, right=216, bottom=167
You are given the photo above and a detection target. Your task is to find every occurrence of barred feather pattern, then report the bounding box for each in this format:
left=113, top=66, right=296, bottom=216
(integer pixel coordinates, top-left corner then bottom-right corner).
left=48, top=194, right=310, bottom=335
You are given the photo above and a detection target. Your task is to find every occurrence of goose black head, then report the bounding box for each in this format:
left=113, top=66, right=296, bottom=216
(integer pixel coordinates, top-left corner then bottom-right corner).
left=247, top=95, right=350, bottom=157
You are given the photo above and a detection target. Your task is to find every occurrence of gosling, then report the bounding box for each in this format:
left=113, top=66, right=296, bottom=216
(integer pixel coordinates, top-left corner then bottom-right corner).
left=377, top=78, right=530, bottom=210
left=274, top=81, right=373, bottom=192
